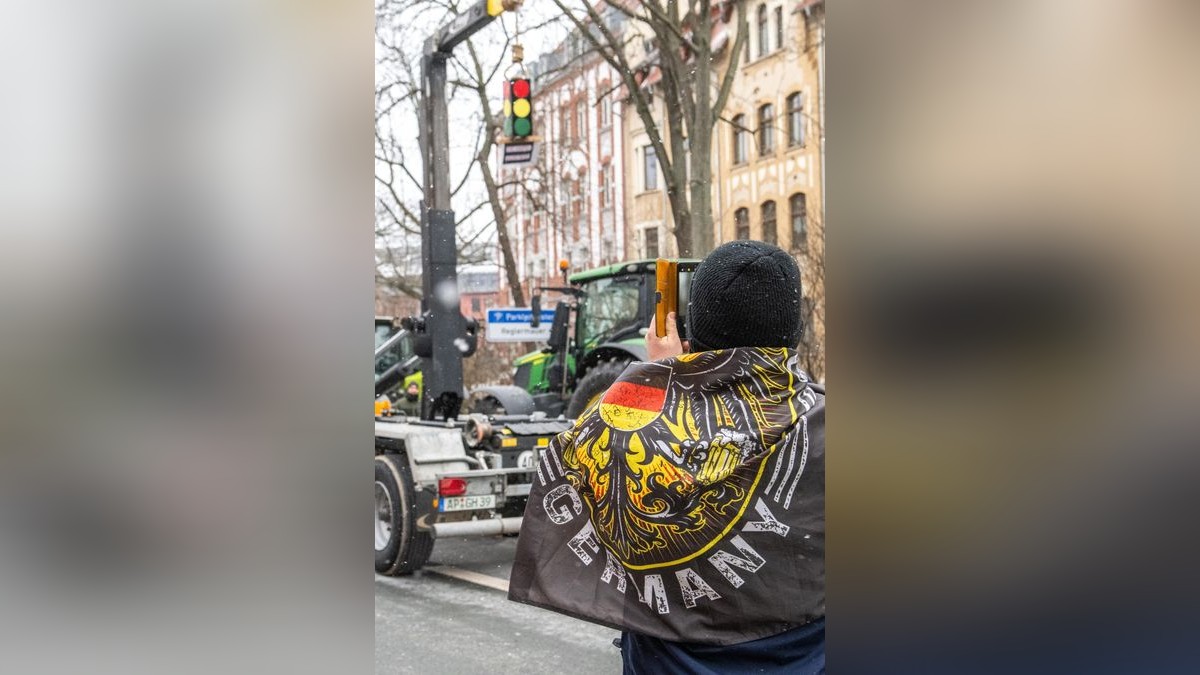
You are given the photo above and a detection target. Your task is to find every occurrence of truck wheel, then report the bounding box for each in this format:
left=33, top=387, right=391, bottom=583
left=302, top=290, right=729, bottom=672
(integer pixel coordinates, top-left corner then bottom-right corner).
left=374, top=454, right=434, bottom=575
left=565, top=359, right=630, bottom=420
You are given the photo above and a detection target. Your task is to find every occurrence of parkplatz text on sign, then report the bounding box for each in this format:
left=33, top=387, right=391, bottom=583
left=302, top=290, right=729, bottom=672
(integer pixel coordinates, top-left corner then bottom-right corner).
left=486, top=308, right=555, bottom=342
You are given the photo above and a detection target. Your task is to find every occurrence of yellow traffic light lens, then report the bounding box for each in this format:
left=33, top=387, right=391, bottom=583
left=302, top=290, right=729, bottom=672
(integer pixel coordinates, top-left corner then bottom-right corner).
left=513, top=99, right=531, bottom=118
left=487, top=0, right=504, bottom=17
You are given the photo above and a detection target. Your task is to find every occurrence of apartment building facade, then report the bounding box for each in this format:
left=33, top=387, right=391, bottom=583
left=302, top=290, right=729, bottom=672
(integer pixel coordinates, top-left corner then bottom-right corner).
left=618, top=1, right=823, bottom=250
left=714, top=0, right=823, bottom=251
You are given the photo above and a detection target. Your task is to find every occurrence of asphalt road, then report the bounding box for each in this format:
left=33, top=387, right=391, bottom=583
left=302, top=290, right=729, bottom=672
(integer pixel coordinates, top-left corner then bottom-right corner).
left=376, top=537, right=622, bottom=675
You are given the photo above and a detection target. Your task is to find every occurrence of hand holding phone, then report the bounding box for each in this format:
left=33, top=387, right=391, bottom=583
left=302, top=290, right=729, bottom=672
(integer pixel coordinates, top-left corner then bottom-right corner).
left=655, top=258, right=678, bottom=338
left=649, top=258, right=685, bottom=360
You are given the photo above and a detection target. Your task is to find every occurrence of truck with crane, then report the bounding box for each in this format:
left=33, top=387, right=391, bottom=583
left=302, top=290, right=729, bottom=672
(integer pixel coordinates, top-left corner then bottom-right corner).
left=373, top=0, right=578, bottom=576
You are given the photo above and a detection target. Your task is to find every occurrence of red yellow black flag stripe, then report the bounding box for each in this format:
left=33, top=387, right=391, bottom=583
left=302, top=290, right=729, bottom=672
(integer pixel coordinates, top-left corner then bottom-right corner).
left=599, top=362, right=672, bottom=431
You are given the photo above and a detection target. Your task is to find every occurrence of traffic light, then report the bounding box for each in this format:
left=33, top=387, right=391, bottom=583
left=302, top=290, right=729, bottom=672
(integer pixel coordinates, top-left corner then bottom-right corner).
left=506, top=77, right=533, bottom=139
left=487, top=0, right=522, bottom=17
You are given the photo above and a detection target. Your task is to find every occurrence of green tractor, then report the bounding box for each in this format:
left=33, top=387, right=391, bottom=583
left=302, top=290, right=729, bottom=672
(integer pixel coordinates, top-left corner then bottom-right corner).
left=379, top=260, right=699, bottom=420
left=509, top=259, right=698, bottom=418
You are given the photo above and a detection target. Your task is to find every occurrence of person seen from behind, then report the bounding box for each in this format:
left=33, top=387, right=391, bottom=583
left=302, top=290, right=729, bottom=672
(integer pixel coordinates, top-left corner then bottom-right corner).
left=509, top=241, right=825, bottom=674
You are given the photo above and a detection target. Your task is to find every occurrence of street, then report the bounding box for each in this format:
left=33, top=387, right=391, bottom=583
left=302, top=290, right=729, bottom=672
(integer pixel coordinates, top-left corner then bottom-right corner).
left=375, top=537, right=622, bottom=674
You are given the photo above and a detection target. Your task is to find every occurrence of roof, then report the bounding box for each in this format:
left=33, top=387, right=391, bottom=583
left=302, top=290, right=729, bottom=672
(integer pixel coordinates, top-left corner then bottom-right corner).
left=569, top=259, right=702, bottom=283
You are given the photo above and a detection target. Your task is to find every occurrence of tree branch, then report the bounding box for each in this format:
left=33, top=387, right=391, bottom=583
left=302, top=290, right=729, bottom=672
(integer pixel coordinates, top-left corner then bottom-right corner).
left=713, top=0, right=748, bottom=120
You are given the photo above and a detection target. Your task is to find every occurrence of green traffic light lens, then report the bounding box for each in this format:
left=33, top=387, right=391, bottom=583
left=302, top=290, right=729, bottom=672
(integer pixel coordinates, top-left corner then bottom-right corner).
left=514, top=118, right=532, bottom=136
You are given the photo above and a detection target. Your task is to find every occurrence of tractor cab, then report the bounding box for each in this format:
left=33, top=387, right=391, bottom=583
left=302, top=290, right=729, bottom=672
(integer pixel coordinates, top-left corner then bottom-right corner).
left=513, top=259, right=697, bottom=418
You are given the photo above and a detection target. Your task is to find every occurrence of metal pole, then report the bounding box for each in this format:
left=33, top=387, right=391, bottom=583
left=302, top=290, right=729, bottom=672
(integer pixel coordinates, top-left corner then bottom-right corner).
left=410, top=1, right=504, bottom=420
left=426, top=49, right=452, bottom=211
left=419, top=44, right=466, bottom=420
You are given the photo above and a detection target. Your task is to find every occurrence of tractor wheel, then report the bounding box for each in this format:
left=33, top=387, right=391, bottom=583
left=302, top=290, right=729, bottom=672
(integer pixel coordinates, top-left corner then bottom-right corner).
left=374, top=454, right=434, bottom=575
left=469, top=394, right=505, bottom=415
left=467, top=385, right=536, bottom=416
left=565, top=359, right=631, bottom=420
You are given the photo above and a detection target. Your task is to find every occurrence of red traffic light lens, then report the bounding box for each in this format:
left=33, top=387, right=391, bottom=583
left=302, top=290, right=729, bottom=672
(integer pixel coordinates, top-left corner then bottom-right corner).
left=512, top=79, right=530, bottom=99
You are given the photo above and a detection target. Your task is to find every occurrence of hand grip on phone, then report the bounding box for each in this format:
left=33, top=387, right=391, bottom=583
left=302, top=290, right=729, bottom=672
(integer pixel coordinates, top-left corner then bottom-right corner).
left=655, top=258, right=678, bottom=338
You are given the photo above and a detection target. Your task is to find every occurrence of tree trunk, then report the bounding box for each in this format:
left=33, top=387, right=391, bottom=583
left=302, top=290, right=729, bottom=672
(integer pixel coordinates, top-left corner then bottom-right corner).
left=691, top=0, right=717, bottom=255
left=477, top=147, right=525, bottom=306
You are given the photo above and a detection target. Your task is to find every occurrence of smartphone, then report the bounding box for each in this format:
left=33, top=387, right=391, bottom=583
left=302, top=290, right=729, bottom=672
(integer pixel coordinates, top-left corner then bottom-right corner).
left=654, top=259, right=678, bottom=338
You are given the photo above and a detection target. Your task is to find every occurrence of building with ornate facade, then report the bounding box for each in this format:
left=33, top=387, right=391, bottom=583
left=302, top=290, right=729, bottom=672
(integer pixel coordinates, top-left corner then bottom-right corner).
left=618, top=1, right=824, bottom=253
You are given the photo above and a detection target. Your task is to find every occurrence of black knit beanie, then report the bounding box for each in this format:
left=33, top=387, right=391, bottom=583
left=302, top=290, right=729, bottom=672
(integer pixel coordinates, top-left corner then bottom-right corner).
left=686, top=240, right=803, bottom=351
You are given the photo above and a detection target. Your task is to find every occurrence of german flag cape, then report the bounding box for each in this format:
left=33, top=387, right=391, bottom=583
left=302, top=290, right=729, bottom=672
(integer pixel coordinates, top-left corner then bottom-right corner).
left=509, top=348, right=824, bottom=645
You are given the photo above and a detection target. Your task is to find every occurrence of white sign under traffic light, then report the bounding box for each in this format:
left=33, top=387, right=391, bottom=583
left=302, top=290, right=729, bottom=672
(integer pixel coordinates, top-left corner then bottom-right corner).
left=499, top=141, right=539, bottom=170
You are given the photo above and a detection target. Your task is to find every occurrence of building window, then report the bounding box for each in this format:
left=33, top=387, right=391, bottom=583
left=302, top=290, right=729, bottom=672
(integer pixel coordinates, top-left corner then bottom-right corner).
left=756, top=4, right=769, bottom=58
left=571, top=182, right=582, bottom=240
left=599, top=96, right=612, bottom=127
left=558, top=182, right=570, bottom=220
left=643, top=144, right=658, bottom=191
left=575, top=103, right=586, bottom=141
left=743, top=23, right=751, bottom=64
left=761, top=201, right=777, bottom=245
left=775, top=6, right=784, bottom=54
left=471, top=297, right=481, bottom=313
left=599, top=165, right=612, bottom=208
left=644, top=227, right=659, bottom=258
left=758, top=104, right=775, bottom=156
left=735, top=208, right=750, bottom=240
left=787, top=92, right=805, bottom=147
left=790, top=192, right=808, bottom=250
left=732, top=114, right=748, bottom=164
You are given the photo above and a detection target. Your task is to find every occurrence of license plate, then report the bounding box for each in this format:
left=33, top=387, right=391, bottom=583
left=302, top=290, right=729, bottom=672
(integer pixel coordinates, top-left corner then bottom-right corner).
left=439, top=494, right=496, bottom=512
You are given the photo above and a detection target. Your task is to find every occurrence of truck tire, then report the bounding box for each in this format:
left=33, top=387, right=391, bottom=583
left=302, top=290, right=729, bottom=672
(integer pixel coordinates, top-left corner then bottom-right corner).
left=565, top=359, right=631, bottom=420
left=374, top=454, right=434, bottom=575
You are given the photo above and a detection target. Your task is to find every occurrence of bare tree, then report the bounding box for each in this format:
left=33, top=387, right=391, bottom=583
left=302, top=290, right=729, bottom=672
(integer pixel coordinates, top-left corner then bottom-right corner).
left=795, top=212, right=825, bottom=381
left=548, top=0, right=749, bottom=257
left=457, top=38, right=528, bottom=306
left=374, top=0, right=528, bottom=305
